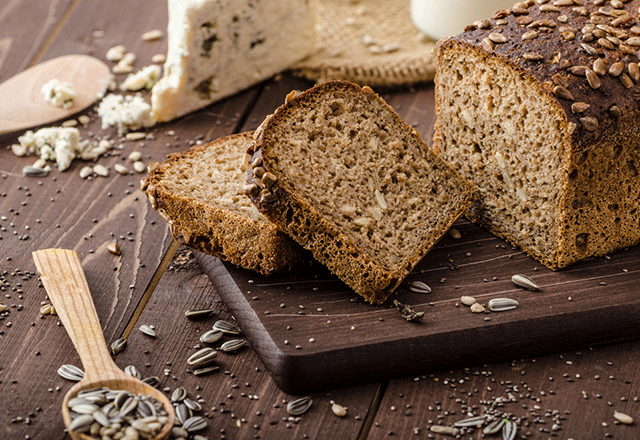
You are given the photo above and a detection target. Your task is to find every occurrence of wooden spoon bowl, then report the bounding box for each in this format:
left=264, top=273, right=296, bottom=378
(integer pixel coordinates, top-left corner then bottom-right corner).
left=33, top=249, right=175, bottom=440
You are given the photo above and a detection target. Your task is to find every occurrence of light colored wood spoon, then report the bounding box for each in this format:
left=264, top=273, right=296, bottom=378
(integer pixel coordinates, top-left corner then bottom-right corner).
left=32, top=249, right=174, bottom=440
left=0, top=55, right=112, bottom=135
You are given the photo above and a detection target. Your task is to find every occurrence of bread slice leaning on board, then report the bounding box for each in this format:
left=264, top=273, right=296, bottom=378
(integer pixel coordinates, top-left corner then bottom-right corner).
left=141, top=132, right=306, bottom=275
left=244, top=81, right=473, bottom=304
left=433, top=0, right=640, bottom=270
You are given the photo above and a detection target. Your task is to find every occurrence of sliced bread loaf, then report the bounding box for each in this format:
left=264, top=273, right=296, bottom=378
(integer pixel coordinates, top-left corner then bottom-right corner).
left=141, top=132, right=305, bottom=275
left=244, top=81, right=473, bottom=304
left=433, top=0, right=640, bottom=269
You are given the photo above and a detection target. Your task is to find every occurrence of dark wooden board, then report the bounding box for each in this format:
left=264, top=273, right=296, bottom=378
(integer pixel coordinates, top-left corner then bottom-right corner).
left=197, top=215, right=640, bottom=395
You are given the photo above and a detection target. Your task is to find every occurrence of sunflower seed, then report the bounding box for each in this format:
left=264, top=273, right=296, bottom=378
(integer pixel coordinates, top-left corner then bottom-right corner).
left=142, top=376, right=160, bottom=387
left=187, top=348, right=218, bottom=366
left=92, top=409, right=111, bottom=427
left=213, top=320, right=242, bottom=335
left=137, top=399, right=156, bottom=418
left=511, top=274, right=541, bottom=291
left=221, top=339, right=246, bottom=353
left=488, top=298, right=519, bottom=312
left=502, top=420, right=517, bottom=440
left=470, top=302, right=485, bottom=313
left=68, top=414, right=94, bottom=433
left=614, top=411, right=634, bottom=424
left=171, top=387, right=188, bottom=403
left=70, top=403, right=100, bottom=414
left=175, top=402, right=192, bottom=425
left=139, top=324, right=157, bottom=337
left=107, top=242, right=121, bottom=255
left=183, top=398, right=202, bottom=412
left=22, top=166, right=49, bottom=177
left=110, top=338, right=127, bottom=355
left=484, top=417, right=506, bottom=434
left=199, top=329, right=223, bottom=344
left=460, top=296, right=477, bottom=306
left=185, top=308, right=214, bottom=319
left=183, top=416, right=207, bottom=432
left=408, top=280, right=432, bottom=294
left=429, top=425, right=459, bottom=436
left=124, top=365, right=141, bottom=379
left=332, top=403, right=347, bottom=417
left=57, top=364, right=85, bottom=381
left=119, top=396, right=139, bottom=417
left=454, top=415, right=485, bottom=427
left=193, top=365, right=220, bottom=376
left=114, top=390, right=131, bottom=409
left=287, top=396, right=313, bottom=416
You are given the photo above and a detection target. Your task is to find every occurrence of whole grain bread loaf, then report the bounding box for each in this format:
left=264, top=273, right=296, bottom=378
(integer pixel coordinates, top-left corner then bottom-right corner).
left=244, top=81, right=473, bottom=304
left=141, top=132, right=305, bottom=275
left=433, top=0, right=640, bottom=270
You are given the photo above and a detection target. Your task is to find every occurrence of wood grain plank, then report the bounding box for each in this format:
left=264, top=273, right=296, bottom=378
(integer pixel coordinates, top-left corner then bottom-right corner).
left=113, top=248, right=381, bottom=440
left=0, top=0, right=70, bottom=80
left=0, top=0, right=264, bottom=438
left=369, top=340, right=640, bottom=439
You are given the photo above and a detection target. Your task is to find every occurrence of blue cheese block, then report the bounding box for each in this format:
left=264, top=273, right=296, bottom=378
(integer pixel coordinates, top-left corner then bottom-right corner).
left=151, top=0, right=317, bottom=122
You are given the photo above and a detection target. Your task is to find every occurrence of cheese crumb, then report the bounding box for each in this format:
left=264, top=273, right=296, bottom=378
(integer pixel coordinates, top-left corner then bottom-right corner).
left=16, top=127, right=90, bottom=171
left=41, top=79, right=77, bottom=109
left=97, top=93, right=156, bottom=134
left=119, top=65, right=162, bottom=91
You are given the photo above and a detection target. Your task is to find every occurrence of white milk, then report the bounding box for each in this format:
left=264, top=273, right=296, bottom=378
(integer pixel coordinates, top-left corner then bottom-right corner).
left=411, top=0, right=515, bottom=40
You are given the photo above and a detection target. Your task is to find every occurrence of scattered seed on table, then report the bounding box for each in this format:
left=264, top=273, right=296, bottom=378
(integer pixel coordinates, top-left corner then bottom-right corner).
left=460, top=296, right=476, bottom=306
left=332, top=403, right=347, bottom=417
left=287, top=396, right=313, bottom=416
left=57, top=364, right=85, bottom=382
left=139, top=324, right=156, bottom=337
left=512, top=274, right=540, bottom=291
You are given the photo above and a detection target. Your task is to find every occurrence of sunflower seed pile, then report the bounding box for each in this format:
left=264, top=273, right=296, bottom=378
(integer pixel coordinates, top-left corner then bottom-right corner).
left=66, top=387, right=170, bottom=440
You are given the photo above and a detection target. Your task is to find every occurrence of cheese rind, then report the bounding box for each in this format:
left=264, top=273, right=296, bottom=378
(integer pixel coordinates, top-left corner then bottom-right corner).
left=151, top=0, right=317, bottom=122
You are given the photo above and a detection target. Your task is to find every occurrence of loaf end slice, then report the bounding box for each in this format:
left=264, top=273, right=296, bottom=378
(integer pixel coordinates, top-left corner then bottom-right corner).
left=245, top=81, right=473, bottom=304
left=141, top=132, right=305, bottom=275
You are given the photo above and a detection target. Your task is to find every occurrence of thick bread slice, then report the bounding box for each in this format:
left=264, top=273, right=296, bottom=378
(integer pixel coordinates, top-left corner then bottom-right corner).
left=244, top=81, right=473, bottom=304
left=141, top=132, right=305, bottom=275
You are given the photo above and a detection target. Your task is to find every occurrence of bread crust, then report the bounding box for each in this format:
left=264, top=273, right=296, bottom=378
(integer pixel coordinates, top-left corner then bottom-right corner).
left=434, top=0, right=640, bottom=269
left=246, top=81, right=473, bottom=303
left=141, top=132, right=305, bottom=275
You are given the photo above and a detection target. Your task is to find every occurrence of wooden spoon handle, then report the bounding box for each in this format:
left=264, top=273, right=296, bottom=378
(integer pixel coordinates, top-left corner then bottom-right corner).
left=33, top=249, right=120, bottom=383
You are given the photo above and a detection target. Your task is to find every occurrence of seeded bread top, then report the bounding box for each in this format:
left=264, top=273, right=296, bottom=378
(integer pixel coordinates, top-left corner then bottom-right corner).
left=439, top=0, right=640, bottom=152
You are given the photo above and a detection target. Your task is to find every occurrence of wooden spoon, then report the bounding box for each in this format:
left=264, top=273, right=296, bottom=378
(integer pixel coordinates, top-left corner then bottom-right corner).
left=32, top=249, right=174, bottom=440
left=0, top=55, right=112, bottom=135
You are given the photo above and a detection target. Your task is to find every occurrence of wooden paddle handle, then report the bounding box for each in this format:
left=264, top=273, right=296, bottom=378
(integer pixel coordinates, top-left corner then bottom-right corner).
left=33, top=249, right=119, bottom=382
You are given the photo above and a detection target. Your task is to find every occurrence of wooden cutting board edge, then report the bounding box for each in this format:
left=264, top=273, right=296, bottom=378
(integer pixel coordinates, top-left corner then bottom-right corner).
left=195, top=251, right=640, bottom=394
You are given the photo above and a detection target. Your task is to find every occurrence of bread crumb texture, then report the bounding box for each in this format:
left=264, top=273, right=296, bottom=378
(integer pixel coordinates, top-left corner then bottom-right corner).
left=249, top=81, right=472, bottom=303
left=141, top=132, right=304, bottom=275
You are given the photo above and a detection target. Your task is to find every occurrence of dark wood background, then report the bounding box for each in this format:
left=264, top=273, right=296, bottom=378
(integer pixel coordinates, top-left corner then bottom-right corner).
left=1, top=1, right=640, bottom=439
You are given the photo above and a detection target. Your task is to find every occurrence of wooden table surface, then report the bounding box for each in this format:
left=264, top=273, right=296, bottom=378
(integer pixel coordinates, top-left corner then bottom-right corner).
left=2, top=1, right=640, bottom=439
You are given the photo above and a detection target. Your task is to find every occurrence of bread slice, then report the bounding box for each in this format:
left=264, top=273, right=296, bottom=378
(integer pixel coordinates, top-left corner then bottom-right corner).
left=244, top=81, right=473, bottom=304
left=141, top=132, right=305, bottom=275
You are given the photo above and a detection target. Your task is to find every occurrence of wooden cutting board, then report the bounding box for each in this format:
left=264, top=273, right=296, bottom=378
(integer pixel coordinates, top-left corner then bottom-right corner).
left=196, top=218, right=640, bottom=394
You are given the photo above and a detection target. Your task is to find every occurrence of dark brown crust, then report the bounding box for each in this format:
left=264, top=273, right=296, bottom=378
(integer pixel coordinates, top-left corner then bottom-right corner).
left=441, top=0, right=640, bottom=153
left=246, top=81, right=473, bottom=304
left=434, top=1, right=640, bottom=270
left=141, top=132, right=306, bottom=276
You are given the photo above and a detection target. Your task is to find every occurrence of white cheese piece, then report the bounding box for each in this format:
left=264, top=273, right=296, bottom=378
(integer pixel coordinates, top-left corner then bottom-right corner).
left=120, top=65, right=162, bottom=91
left=16, top=127, right=87, bottom=171
left=41, top=79, right=78, bottom=109
left=97, top=93, right=156, bottom=134
left=151, top=0, right=317, bottom=122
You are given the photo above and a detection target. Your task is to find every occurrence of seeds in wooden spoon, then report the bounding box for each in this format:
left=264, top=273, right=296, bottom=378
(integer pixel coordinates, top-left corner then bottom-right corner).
left=67, top=388, right=169, bottom=439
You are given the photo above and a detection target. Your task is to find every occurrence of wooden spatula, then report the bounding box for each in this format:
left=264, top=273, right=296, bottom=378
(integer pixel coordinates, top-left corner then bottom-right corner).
left=32, top=248, right=174, bottom=440
left=0, top=55, right=111, bottom=135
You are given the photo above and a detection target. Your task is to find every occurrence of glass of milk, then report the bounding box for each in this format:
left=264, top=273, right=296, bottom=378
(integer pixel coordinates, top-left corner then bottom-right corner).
left=411, top=0, right=516, bottom=40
